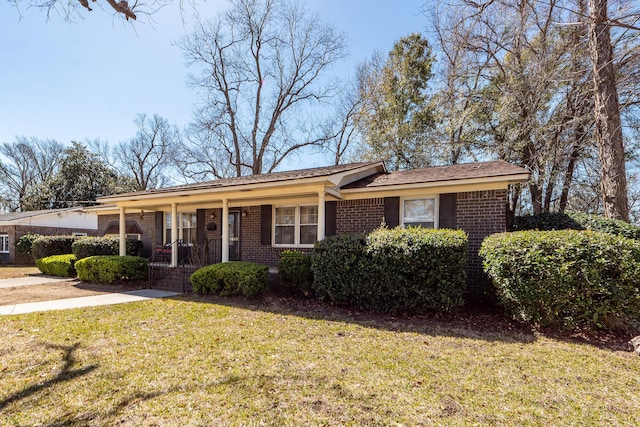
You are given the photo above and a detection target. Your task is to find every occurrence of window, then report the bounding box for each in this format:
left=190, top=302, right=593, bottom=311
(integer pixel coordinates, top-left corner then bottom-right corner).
left=0, top=234, right=8, bottom=253
left=165, top=212, right=197, bottom=244
left=402, top=198, right=437, bottom=228
left=274, top=205, right=318, bottom=246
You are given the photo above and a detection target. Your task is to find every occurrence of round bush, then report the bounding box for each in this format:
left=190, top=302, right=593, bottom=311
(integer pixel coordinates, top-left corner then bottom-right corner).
left=312, top=227, right=468, bottom=314
left=278, top=250, right=313, bottom=295
left=190, top=262, right=268, bottom=297
left=36, top=254, right=77, bottom=277
left=72, top=237, right=144, bottom=260
left=480, top=230, right=640, bottom=332
left=75, top=255, right=148, bottom=284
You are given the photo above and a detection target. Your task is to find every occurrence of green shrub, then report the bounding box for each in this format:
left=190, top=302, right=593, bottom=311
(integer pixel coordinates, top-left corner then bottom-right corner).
left=31, top=236, right=78, bottom=260
left=75, top=255, right=148, bottom=284
left=278, top=250, right=313, bottom=295
left=72, top=237, right=118, bottom=259
left=514, top=211, right=640, bottom=240
left=190, top=262, right=268, bottom=297
left=480, top=230, right=640, bottom=332
left=15, top=233, right=42, bottom=259
left=36, top=254, right=77, bottom=277
left=72, top=237, right=144, bottom=260
left=312, top=228, right=468, bottom=314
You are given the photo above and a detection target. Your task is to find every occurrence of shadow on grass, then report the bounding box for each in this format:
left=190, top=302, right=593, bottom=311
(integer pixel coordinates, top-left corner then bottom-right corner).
left=0, top=342, right=97, bottom=412
left=167, top=291, right=537, bottom=345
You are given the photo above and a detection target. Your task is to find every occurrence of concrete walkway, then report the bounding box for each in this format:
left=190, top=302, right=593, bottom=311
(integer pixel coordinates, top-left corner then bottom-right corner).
left=0, top=289, right=180, bottom=315
left=0, top=275, right=74, bottom=289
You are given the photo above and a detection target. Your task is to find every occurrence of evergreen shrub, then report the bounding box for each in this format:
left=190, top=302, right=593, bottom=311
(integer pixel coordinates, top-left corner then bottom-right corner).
left=278, top=250, right=313, bottom=295
left=75, top=255, right=148, bottom=284
left=31, top=236, right=78, bottom=260
left=514, top=211, right=640, bottom=240
left=36, top=254, right=77, bottom=277
left=480, top=230, right=640, bottom=331
left=312, top=227, right=468, bottom=314
left=71, top=237, right=143, bottom=260
left=190, top=262, right=268, bottom=297
left=15, top=233, right=42, bottom=259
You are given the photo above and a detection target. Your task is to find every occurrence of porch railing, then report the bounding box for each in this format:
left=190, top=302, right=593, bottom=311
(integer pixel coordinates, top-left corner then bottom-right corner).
left=148, top=238, right=222, bottom=292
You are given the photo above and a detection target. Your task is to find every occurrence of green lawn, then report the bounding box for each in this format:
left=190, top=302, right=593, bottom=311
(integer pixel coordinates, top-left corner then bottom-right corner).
left=1, top=295, right=638, bottom=426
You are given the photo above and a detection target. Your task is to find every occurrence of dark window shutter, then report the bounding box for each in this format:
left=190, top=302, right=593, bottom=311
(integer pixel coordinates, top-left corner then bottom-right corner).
left=261, top=205, right=272, bottom=245
left=155, top=211, right=164, bottom=246
left=325, top=201, right=337, bottom=236
left=196, top=209, right=206, bottom=244
left=384, top=197, right=400, bottom=228
left=439, top=193, right=457, bottom=229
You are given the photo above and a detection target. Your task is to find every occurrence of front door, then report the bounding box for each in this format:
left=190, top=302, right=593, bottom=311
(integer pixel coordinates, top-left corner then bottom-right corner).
left=229, top=210, right=241, bottom=261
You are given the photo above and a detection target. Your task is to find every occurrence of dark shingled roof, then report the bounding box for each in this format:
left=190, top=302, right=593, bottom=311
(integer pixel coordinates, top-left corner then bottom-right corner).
left=343, top=161, right=528, bottom=189
left=107, top=161, right=382, bottom=198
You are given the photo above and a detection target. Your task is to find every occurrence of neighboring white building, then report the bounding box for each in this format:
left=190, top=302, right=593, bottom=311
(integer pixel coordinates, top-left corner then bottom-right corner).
left=0, top=208, right=97, bottom=264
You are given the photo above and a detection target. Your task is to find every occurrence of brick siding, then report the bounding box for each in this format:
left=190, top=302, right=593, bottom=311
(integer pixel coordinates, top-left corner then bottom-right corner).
left=456, top=190, right=508, bottom=295
left=336, top=198, right=386, bottom=234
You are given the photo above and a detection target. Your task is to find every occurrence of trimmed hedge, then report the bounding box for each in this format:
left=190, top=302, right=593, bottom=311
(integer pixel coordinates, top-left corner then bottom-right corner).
left=480, top=230, right=640, bottom=331
left=75, top=255, right=148, bottom=284
left=278, top=250, right=313, bottom=295
left=190, top=262, right=268, bottom=297
left=312, top=227, right=468, bottom=314
left=15, top=233, right=42, bottom=259
left=32, top=236, right=78, bottom=260
left=36, top=254, right=77, bottom=277
left=72, top=237, right=143, bottom=260
left=514, top=211, right=640, bottom=240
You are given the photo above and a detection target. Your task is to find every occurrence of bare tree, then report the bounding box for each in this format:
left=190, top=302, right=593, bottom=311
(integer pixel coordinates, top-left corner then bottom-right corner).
left=0, top=137, right=64, bottom=212
left=177, top=0, right=347, bottom=178
left=589, top=0, right=630, bottom=220
left=113, top=114, right=179, bottom=190
left=7, top=0, right=163, bottom=21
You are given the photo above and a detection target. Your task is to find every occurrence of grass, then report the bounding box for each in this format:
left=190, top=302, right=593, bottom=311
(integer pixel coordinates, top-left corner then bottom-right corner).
left=1, top=295, right=638, bottom=426
left=0, top=265, right=39, bottom=279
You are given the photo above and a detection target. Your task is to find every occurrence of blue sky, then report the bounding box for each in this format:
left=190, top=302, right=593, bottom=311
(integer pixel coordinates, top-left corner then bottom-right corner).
left=0, top=0, right=427, bottom=168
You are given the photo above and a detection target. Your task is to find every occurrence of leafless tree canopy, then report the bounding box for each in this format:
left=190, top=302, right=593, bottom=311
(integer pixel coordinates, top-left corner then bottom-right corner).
left=0, top=137, right=64, bottom=211
left=9, top=0, right=175, bottom=21
left=177, top=0, right=347, bottom=178
left=113, top=114, right=180, bottom=190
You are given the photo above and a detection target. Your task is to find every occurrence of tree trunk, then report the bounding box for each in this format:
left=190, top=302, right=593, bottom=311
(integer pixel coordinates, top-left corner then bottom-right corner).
left=589, top=0, right=629, bottom=221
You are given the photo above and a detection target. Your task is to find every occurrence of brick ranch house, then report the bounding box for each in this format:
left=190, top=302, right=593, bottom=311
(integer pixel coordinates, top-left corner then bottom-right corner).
left=0, top=208, right=98, bottom=264
left=92, top=160, right=529, bottom=291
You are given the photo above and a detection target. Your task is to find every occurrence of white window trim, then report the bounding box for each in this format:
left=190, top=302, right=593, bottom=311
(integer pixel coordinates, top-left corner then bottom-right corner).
left=164, top=212, right=197, bottom=245
left=0, top=234, right=9, bottom=253
left=273, top=204, right=318, bottom=248
left=401, top=195, right=439, bottom=229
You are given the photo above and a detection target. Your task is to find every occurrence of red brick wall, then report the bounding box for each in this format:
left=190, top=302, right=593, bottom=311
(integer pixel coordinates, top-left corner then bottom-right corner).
left=456, top=189, right=508, bottom=294
left=336, top=198, right=385, bottom=234
left=239, top=205, right=311, bottom=266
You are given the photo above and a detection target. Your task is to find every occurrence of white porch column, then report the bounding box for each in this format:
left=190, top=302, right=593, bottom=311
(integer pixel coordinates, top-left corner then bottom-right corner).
left=317, top=191, right=326, bottom=241
left=178, top=212, right=184, bottom=241
left=171, top=202, right=178, bottom=267
left=119, top=207, right=126, bottom=256
left=221, top=199, right=229, bottom=262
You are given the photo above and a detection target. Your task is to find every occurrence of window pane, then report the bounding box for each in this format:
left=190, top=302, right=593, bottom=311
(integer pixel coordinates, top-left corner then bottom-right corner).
left=0, top=235, right=8, bottom=252
left=405, top=221, right=434, bottom=229
left=275, top=225, right=295, bottom=245
left=404, top=199, right=434, bottom=223
left=300, top=205, right=318, bottom=224
left=300, top=225, right=317, bottom=245
left=275, top=207, right=295, bottom=225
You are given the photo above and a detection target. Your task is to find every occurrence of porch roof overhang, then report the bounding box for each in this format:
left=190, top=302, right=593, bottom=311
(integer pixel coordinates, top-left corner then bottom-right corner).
left=94, top=162, right=386, bottom=212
